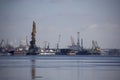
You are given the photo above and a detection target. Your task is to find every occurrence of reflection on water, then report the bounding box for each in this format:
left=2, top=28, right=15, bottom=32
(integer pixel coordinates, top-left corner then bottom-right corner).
left=31, top=59, right=43, bottom=80
left=0, top=56, right=120, bottom=80
left=31, top=59, right=35, bottom=80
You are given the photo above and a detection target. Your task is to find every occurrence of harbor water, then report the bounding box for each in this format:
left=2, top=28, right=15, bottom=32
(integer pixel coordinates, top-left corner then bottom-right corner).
left=0, top=56, right=120, bottom=80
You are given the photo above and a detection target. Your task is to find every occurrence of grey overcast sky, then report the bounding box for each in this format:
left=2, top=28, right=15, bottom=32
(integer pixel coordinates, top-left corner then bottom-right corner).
left=0, top=0, right=120, bottom=49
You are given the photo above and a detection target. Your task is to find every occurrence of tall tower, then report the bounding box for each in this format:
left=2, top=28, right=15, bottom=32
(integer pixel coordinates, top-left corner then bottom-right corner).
left=56, top=34, right=61, bottom=52
left=81, top=38, right=83, bottom=49
left=27, top=21, right=38, bottom=55
left=77, top=32, right=80, bottom=51
left=30, top=21, right=36, bottom=48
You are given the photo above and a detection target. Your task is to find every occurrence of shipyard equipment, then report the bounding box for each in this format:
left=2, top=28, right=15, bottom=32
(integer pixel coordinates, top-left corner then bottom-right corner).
left=70, top=36, right=75, bottom=46
left=68, top=32, right=82, bottom=51
left=0, top=40, right=4, bottom=48
left=56, top=35, right=61, bottom=52
left=27, top=21, right=39, bottom=55
left=26, top=36, right=29, bottom=47
left=67, top=32, right=90, bottom=55
left=91, top=40, right=101, bottom=55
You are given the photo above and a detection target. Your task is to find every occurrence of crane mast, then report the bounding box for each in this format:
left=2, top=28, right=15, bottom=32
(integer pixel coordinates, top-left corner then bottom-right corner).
left=70, top=36, right=75, bottom=46
left=27, top=21, right=38, bottom=55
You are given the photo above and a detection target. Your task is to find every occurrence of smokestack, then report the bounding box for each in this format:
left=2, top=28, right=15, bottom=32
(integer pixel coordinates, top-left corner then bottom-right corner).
left=81, top=38, right=83, bottom=49
left=77, top=32, right=80, bottom=46
left=77, top=32, right=80, bottom=51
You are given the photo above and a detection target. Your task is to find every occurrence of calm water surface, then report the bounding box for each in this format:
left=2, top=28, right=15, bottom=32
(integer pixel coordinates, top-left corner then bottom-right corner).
left=0, top=56, right=120, bottom=80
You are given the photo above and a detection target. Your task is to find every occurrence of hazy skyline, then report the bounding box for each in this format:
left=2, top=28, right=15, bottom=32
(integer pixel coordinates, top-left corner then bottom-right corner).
left=0, top=0, right=120, bottom=49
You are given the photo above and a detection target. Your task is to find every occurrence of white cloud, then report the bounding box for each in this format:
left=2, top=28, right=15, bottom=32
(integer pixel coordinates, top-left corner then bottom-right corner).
left=88, top=24, right=98, bottom=29
left=83, top=23, right=120, bottom=48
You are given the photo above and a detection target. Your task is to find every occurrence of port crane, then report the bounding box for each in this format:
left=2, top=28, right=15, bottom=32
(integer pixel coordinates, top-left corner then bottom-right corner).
left=0, top=40, right=4, bottom=48
left=91, top=40, right=101, bottom=55
left=0, top=40, right=6, bottom=48
left=70, top=36, right=75, bottom=46
left=92, top=40, right=100, bottom=50
left=56, top=34, right=61, bottom=52
left=26, top=36, right=29, bottom=47
left=81, top=38, right=83, bottom=49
